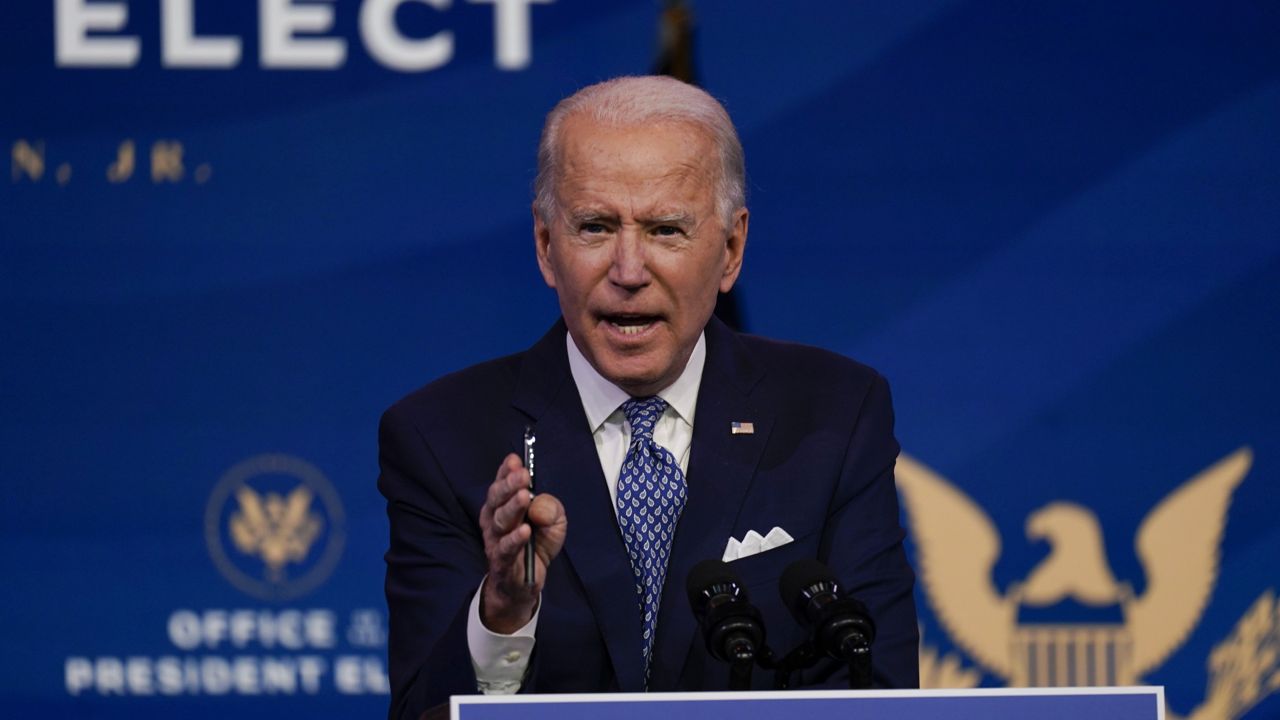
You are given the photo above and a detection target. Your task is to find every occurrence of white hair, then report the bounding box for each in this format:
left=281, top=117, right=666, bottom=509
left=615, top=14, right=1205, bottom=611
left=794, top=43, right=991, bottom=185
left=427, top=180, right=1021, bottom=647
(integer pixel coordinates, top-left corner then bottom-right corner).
left=533, top=75, right=746, bottom=225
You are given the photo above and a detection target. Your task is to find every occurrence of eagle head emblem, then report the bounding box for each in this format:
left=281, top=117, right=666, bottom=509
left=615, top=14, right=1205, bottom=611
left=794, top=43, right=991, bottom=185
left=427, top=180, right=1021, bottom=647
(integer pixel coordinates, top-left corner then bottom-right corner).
left=228, top=485, right=324, bottom=581
left=899, top=448, right=1280, bottom=719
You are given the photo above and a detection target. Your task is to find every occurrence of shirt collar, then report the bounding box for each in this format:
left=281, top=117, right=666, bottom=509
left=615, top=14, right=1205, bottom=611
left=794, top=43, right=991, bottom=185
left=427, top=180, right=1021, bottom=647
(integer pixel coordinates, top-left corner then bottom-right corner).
left=566, top=330, right=706, bottom=432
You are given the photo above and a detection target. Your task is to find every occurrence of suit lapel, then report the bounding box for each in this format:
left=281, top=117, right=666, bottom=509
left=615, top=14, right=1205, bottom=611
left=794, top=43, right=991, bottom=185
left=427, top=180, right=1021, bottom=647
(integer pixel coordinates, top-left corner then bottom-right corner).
left=650, top=318, right=773, bottom=690
left=512, top=322, right=647, bottom=692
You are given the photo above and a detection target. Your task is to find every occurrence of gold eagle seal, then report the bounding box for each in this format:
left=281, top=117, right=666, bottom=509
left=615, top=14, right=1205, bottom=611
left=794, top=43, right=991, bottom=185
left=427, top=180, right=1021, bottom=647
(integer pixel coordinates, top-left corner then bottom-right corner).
left=899, top=448, right=1280, bottom=719
left=205, top=453, right=345, bottom=601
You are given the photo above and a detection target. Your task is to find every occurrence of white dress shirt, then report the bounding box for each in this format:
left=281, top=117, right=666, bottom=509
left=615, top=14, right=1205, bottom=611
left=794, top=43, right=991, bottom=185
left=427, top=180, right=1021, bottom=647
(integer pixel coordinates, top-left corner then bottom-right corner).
left=466, top=331, right=707, bottom=693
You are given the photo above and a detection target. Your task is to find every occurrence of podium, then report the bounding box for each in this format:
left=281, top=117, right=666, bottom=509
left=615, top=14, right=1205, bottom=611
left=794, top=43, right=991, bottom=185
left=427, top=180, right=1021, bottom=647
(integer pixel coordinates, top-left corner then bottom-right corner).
left=445, top=687, right=1164, bottom=720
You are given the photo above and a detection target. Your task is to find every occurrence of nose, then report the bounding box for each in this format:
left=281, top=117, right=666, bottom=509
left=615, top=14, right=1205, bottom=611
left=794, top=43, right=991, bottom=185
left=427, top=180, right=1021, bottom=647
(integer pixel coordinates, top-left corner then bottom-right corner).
left=607, top=228, right=650, bottom=290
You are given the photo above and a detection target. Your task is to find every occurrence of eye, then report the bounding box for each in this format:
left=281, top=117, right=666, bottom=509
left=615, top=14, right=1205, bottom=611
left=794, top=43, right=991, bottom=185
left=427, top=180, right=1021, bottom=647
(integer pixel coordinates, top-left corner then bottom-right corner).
left=653, top=225, right=683, bottom=237
left=580, top=222, right=608, bottom=234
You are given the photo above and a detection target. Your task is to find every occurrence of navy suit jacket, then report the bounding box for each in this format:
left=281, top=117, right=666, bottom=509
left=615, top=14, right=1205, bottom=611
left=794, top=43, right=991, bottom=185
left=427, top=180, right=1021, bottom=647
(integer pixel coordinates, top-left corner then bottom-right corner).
left=378, top=318, right=918, bottom=719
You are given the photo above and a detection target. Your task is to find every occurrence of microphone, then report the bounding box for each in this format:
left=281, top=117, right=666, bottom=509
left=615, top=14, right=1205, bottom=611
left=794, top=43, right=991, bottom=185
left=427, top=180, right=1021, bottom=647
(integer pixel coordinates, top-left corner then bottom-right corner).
left=686, top=559, right=765, bottom=665
left=779, top=559, right=875, bottom=664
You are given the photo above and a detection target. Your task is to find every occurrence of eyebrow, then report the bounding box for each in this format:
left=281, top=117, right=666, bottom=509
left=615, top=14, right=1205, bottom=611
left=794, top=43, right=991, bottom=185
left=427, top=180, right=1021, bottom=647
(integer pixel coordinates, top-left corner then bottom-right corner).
left=562, top=209, right=697, bottom=228
left=565, top=209, right=617, bottom=225
left=643, top=212, right=696, bottom=227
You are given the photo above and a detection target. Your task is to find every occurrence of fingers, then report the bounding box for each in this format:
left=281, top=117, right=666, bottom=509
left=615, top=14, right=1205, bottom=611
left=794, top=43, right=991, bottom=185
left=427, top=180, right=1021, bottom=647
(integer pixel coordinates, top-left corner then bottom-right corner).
left=478, top=454, right=544, bottom=631
left=479, top=457, right=567, bottom=596
left=491, top=488, right=531, bottom=536
left=485, top=455, right=528, bottom=515
left=493, top=520, right=530, bottom=553
left=481, top=454, right=535, bottom=567
left=482, top=455, right=530, bottom=528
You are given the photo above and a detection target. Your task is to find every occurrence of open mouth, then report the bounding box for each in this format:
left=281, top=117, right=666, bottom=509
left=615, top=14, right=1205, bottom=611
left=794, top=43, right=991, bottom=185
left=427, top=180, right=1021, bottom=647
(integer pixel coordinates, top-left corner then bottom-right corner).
left=602, top=314, right=660, bottom=336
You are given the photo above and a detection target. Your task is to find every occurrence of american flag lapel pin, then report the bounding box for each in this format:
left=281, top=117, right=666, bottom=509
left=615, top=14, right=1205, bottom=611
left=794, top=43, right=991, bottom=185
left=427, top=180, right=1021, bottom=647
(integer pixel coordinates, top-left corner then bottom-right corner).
left=730, top=421, right=755, bottom=435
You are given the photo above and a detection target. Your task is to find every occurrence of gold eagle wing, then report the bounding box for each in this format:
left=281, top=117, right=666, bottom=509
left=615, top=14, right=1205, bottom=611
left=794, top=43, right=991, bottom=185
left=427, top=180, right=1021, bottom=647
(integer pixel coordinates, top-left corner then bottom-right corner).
left=1127, top=447, right=1252, bottom=678
left=896, top=454, right=1016, bottom=678
left=284, top=487, right=316, bottom=529
left=230, top=486, right=268, bottom=553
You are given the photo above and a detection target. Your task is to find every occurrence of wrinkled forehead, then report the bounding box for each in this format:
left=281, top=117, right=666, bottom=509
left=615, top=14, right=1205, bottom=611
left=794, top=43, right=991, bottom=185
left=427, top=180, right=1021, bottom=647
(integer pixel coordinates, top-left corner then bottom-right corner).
left=556, top=116, right=719, bottom=188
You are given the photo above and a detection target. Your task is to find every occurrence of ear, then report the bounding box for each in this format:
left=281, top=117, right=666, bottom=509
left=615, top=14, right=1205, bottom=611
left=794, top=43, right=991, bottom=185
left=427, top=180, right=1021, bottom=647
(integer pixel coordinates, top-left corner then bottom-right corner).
left=718, top=207, right=748, bottom=293
left=533, top=205, right=557, bottom=289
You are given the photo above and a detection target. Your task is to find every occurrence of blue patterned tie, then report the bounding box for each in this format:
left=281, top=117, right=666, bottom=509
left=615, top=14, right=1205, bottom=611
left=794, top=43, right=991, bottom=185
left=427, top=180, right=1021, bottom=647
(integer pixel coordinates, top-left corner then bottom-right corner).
left=616, top=396, right=688, bottom=685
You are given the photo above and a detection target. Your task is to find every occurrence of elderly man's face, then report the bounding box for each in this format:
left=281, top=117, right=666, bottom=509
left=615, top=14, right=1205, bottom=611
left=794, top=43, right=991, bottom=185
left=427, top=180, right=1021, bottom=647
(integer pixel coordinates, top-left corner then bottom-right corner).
left=535, top=115, right=747, bottom=397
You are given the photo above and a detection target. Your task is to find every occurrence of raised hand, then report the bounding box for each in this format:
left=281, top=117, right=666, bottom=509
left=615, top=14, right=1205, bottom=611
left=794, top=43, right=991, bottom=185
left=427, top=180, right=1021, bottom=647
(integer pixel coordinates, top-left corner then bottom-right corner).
left=477, top=453, right=567, bottom=633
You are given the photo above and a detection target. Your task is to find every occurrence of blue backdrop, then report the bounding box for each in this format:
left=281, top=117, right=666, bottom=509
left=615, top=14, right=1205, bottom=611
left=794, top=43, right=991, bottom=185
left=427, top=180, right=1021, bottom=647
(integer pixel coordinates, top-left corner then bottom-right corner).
left=2, top=1, right=1278, bottom=718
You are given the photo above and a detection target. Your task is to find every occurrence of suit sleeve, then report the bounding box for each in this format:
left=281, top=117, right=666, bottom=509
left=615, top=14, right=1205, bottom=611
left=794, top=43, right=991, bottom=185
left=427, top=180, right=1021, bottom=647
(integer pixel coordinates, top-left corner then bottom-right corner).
left=378, top=402, right=486, bottom=719
left=807, top=372, right=920, bottom=689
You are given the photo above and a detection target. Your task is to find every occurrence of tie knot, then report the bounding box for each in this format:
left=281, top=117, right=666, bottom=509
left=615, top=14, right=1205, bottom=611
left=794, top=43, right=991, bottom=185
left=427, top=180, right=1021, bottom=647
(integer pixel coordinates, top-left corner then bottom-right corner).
left=621, top=396, right=667, bottom=440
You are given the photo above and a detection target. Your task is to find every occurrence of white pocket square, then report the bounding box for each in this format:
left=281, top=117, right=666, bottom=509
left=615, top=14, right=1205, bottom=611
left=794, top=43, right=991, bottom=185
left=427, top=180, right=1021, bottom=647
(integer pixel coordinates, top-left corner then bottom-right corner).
left=722, top=527, right=794, bottom=562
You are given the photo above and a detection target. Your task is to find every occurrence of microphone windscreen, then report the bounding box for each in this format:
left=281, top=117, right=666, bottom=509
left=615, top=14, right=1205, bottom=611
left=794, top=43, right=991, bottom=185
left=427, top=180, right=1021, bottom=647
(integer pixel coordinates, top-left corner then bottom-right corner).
left=687, top=559, right=739, bottom=609
left=779, top=558, right=835, bottom=610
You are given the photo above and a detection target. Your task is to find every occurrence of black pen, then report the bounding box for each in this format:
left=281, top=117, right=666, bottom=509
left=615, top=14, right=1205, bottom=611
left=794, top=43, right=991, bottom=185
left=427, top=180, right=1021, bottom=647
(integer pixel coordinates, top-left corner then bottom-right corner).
left=523, top=426, right=536, bottom=587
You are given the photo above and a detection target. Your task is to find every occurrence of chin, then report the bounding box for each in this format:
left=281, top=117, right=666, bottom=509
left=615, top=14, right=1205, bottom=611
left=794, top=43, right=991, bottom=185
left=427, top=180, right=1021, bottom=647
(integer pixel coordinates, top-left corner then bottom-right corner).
left=602, top=367, right=661, bottom=395
left=597, top=357, right=669, bottom=396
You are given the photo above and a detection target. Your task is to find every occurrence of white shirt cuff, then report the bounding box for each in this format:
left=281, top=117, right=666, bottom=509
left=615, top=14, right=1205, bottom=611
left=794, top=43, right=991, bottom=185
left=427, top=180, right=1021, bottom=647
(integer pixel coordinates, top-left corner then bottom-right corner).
left=467, top=576, right=539, bottom=694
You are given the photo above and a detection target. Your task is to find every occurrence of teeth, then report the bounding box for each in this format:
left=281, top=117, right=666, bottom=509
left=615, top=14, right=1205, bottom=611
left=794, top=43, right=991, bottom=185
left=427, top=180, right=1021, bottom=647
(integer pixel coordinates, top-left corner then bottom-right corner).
left=610, top=320, right=653, bottom=335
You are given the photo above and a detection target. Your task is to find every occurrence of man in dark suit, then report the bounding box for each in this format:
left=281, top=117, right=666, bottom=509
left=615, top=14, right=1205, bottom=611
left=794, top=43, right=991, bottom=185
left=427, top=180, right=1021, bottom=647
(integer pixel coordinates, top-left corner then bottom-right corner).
left=378, top=76, right=918, bottom=720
